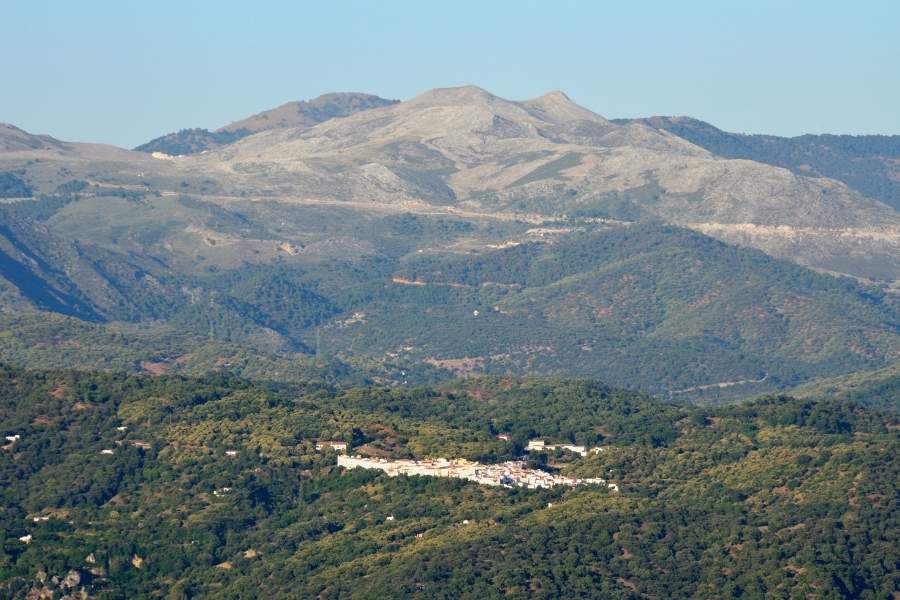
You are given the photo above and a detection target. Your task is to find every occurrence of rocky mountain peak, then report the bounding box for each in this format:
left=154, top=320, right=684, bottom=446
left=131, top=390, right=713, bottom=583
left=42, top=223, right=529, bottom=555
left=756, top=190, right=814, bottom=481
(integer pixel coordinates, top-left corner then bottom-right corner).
left=520, top=90, right=610, bottom=125
left=408, top=85, right=500, bottom=106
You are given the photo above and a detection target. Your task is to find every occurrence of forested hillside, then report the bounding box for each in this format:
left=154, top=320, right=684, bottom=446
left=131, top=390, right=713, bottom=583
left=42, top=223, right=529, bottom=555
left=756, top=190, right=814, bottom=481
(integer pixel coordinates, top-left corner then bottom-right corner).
left=790, top=362, right=900, bottom=410
left=334, top=224, right=900, bottom=399
left=3, top=201, right=898, bottom=402
left=1, top=367, right=896, bottom=598
left=0, top=173, right=31, bottom=198
left=133, top=128, right=251, bottom=156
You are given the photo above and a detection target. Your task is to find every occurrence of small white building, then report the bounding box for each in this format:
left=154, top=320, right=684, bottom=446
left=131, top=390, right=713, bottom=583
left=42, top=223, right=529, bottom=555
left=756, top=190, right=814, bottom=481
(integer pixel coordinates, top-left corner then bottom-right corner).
left=5, top=434, right=20, bottom=443
left=560, top=444, right=588, bottom=457
left=496, top=433, right=510, bottom=441
left=526, top=439, right=545, bottom=451
left=525, top=439, right=587, bottom=456
left=225, top=450, right=238, bottom=457
left=316, top=440, right=348, bottom=453
left=100, top=449, right=115, bottom=455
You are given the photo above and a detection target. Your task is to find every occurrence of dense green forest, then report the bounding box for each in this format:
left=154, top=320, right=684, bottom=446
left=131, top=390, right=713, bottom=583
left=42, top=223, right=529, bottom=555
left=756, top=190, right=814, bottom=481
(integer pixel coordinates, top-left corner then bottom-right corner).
left=337, top=225, right=900, bottom=399
left=791, top=363, right=900, bottom=411
left=1, top=366, right=896, bottom=598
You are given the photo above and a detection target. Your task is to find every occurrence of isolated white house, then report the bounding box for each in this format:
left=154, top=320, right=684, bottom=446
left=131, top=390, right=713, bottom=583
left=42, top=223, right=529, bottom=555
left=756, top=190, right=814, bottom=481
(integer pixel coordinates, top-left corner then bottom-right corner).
left=560, top=444, right=588, bottom=456
left=316, top=440, right=348, bottom=452
left=525, top=439, right=587, bottom=456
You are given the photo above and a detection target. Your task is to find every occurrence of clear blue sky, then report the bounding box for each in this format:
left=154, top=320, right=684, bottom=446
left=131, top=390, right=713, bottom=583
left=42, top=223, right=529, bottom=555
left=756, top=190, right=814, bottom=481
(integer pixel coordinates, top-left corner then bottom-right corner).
left=2, top=0, right=898, bottom=147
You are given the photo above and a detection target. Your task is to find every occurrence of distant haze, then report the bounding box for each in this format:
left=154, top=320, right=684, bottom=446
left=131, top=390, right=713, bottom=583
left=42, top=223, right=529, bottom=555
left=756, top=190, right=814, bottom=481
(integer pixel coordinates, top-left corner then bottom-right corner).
left=1, top=1, right=899, bottom=147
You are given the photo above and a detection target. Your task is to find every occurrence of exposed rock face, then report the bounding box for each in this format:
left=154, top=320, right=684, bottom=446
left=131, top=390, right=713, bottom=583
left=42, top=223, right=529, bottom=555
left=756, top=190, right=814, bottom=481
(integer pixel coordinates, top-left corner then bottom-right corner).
left=620, top=115, right=900, bottom=211
left=193, top=85, right=899, bottom=281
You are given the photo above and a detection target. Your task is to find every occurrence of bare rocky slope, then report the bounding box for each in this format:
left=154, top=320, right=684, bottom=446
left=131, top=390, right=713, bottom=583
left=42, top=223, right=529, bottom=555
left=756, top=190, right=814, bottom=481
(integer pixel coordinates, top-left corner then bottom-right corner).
left=185, top=86, right=900, bottom=282
left=618, top=115, right=900, bottom=211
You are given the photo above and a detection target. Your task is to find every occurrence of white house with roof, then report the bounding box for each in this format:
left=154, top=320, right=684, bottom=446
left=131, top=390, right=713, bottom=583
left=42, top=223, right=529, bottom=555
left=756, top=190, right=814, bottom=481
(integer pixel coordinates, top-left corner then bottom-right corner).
left=525, top=439, right=588, bottom=456
left=315, top=440, right=348, bottom=453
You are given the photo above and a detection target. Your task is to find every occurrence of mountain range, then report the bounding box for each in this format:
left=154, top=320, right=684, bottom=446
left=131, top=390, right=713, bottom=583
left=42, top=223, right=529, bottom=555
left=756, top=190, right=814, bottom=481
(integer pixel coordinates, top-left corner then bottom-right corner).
left=1, top=86, right=898, bottom=402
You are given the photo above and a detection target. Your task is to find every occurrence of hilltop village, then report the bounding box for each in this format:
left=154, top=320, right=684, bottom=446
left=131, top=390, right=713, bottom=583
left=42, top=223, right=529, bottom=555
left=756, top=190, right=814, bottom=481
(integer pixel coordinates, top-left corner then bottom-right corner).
left=334, top=442, right=619, bottom=491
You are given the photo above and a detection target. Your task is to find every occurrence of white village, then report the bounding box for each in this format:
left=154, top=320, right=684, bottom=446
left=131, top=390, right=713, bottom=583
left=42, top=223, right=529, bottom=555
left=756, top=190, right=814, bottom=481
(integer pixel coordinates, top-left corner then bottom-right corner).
left=325, top=438, right=618, bottom=492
